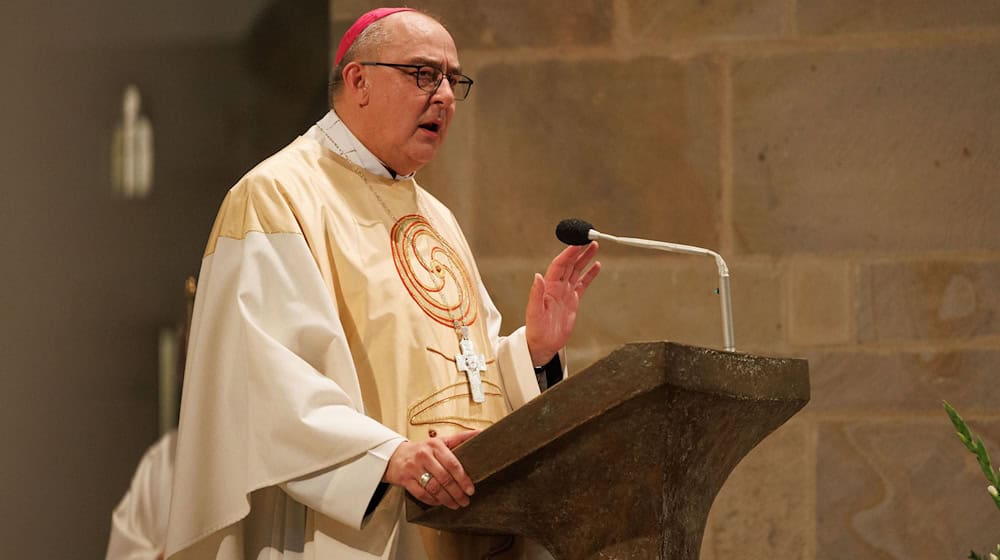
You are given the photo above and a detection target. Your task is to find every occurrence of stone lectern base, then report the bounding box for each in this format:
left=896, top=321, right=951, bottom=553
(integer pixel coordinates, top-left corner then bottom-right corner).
left=406, top=341, right=810, bottom=560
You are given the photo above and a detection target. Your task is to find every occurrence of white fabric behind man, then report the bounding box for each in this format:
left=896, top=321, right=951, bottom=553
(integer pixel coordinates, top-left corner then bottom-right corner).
left=107, top=430, right=176, bottom=560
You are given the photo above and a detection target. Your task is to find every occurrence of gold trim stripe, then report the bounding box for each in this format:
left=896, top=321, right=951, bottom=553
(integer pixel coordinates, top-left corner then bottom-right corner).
left=204, top=178, right=305, bottom=257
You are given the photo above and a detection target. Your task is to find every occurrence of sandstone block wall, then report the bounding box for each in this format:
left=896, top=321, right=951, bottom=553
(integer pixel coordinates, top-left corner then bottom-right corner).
left=332, top=2, right=1000, bottom=557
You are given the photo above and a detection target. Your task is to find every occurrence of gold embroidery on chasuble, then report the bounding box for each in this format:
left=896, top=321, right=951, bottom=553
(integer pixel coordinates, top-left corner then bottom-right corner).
left=306, top=151, right=508, bottom=441
left=386, top=214, right=508, bottom=436
left=390, top=214, right=477, bottom=328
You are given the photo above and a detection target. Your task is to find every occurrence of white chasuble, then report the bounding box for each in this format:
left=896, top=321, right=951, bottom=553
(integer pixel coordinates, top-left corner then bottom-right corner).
left=164, top=136, right=544, bottom=560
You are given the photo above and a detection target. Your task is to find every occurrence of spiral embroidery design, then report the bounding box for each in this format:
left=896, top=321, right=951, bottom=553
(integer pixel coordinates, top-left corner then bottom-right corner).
left=390, top=214, right=478, bottom=328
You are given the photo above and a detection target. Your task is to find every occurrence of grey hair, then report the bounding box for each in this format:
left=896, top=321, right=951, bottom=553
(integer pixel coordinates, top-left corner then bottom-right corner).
left=328, top=18, right=392, bottom=107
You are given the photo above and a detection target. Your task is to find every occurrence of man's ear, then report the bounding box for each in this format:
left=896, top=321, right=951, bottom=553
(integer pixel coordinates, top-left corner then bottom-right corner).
left=342, top=62, right=370, bottom=106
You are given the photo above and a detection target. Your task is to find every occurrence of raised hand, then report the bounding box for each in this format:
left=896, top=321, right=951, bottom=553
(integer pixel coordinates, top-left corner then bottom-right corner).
left=525, top=242, right=601, bottom=366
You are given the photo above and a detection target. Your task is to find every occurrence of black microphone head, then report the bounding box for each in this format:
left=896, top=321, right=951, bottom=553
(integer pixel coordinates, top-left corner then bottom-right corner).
left=556, top=218, right=594, bottom=246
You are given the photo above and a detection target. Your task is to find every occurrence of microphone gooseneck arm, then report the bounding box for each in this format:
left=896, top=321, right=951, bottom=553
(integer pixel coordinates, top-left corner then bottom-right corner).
left=587, top=228, right=736, bottom=352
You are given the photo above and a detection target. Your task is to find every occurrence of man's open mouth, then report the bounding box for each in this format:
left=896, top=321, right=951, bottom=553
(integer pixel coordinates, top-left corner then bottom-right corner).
left=419, top=122, right=440, bottom=133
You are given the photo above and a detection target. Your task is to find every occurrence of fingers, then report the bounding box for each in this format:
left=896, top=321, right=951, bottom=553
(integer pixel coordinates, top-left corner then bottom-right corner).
left=421, top=441, right=471, bottom=508
left=442, top=429, right=480, bottom=449
left=567, top=242, right=600, bottom=285
left=544, top=243, right=589, bottom=282
left=432, top=438, right=475, bottom=502
left=545, top=242, right=599, bottom=284
left=386, top=437, right=476, bottom=510
left=527, top=273, right=545, bottom=308
left=404, top=475, right=442, bottom=508
left=574, top=259, right=601, bottom=297
left=422, top=461, right=470, bottom=509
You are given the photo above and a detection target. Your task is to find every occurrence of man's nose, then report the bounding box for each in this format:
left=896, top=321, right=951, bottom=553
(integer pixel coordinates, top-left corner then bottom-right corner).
left=431, top=77, right=456, bottom=105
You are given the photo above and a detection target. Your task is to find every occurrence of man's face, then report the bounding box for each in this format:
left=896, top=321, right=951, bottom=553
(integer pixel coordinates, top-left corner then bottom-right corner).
left=361, top=13, right=460, bottom=176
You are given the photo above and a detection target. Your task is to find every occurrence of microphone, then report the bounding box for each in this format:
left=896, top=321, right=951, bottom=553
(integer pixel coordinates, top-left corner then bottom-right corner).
left=555, top=218, right=736, bottom=352
left=555, top=218, right=594, bottom=246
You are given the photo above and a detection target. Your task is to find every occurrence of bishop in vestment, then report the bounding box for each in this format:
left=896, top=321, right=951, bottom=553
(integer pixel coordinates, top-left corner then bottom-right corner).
left=164, top=8, right=600, bottom=560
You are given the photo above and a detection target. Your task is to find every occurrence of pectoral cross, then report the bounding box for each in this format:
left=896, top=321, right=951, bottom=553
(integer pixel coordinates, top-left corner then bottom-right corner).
left=454, top=326, right=486, bottom=403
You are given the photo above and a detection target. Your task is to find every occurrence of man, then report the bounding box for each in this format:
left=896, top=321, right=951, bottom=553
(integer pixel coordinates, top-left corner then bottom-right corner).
left=164, top=8, right=600, bottom=560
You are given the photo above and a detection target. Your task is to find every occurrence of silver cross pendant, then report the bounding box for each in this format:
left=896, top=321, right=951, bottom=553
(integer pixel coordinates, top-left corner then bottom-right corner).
left=454, top=326, right=486, bottom=403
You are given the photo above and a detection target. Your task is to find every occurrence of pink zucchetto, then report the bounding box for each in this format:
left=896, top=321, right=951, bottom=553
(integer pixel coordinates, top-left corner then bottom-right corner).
left=334, top=7, right=416, bottom=65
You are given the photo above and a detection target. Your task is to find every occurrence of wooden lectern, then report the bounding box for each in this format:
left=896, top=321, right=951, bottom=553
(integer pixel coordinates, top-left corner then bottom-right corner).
left=406, top=341, right=810, bottom=560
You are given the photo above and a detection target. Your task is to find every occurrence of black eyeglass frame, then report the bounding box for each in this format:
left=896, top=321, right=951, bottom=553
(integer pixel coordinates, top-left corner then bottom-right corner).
left=359, top=62, right=474, bottom=100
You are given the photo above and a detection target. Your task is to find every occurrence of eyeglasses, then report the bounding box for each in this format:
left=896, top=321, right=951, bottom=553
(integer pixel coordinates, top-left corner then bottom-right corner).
left=360, top=62, right=474, bottom=100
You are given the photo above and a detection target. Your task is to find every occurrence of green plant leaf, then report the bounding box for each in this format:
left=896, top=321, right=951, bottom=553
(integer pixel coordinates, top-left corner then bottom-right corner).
left=943, top=402, right=1000, bottom=514
left=973, top=438, right=999, bottom=486
left=946, top=401, right=978, bottom=452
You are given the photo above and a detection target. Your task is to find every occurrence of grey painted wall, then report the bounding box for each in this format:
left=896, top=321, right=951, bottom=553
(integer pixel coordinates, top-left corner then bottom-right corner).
left=0, top=1, right=326, bottom=556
